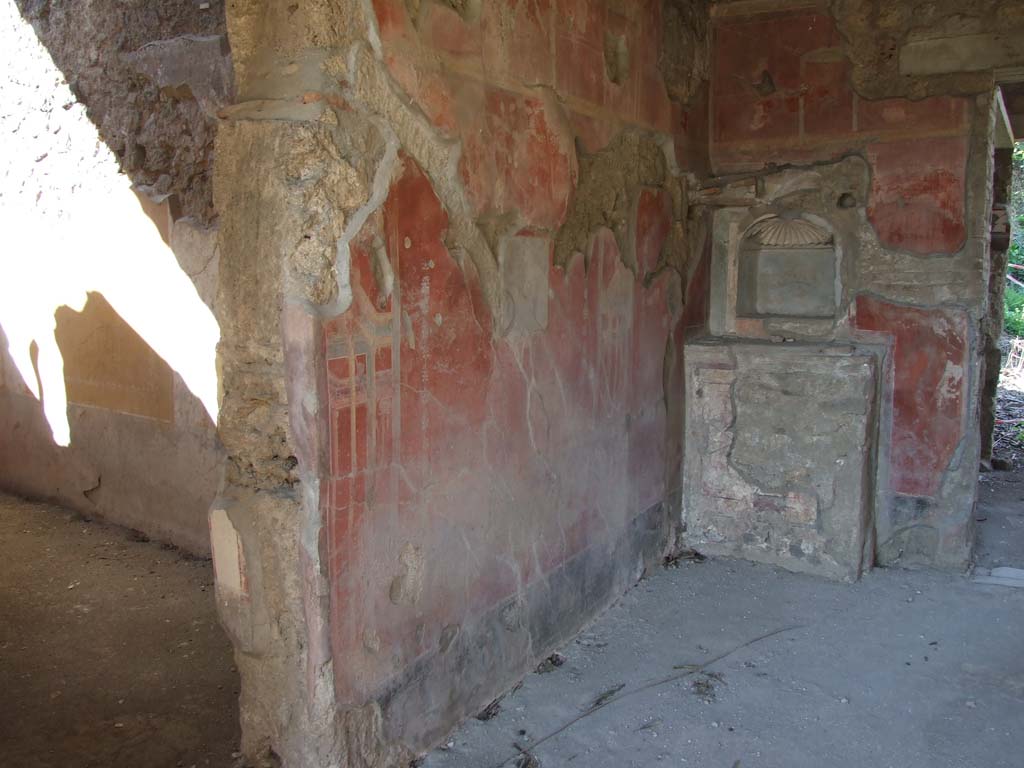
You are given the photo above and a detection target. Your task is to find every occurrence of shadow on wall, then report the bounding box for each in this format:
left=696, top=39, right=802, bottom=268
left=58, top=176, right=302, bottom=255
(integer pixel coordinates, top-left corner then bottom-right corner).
left=0, top=0, right=220, bottom=447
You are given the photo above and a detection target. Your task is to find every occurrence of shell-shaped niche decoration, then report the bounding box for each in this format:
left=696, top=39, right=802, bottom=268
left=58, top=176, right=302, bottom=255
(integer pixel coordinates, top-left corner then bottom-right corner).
left=746, top=216, right=831, bottom=247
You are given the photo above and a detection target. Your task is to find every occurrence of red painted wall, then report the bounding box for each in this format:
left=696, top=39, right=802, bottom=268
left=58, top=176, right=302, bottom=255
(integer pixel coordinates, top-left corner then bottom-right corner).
left=322, top=2, right=696, bottom=720
left=854, top=296, right=968, bottom=497
left=325, top=158, right=679, bottom=709
left=374, top=0, right=674, bottom=154
left=710, top=11, right=970, bottom=255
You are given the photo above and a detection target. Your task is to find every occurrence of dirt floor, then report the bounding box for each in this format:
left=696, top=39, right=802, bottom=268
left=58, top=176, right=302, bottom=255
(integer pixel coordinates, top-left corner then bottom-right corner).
left=992, top=382, right=1024, bottom=469
left=0, top=493, right=240, bottom=768
left=424, top=471, right=1024, bottom=768
left=976, top=469, right=1024, bottom=570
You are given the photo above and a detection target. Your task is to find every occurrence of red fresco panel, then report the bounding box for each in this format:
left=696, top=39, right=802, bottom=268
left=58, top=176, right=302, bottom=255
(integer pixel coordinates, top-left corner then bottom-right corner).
left=855, top=295, right=967, bottom=497
left=326, top=151, right=679, bottom=702
left=867, top=137, right=967, bottom=255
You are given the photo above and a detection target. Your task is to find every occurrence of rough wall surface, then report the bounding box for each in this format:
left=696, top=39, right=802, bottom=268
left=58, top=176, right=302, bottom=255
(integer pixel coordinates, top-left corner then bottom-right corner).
left=698, top=1, right=1004, bottom=572
left=831, top=0, right=1024, bottom=100
left=13, top=0, right=231, bottom=222
left=683, top=340, right=876, bottom=581
left=212, top=115, right=391, bottom=768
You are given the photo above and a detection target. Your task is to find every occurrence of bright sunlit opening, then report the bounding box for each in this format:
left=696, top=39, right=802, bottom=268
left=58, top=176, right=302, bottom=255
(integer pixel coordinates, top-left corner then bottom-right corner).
left=0, top=0, right=219, bottom=447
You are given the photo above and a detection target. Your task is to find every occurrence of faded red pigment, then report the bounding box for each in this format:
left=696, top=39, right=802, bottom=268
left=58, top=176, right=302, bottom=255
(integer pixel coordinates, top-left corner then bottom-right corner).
left=854, top=296, right=968, bottom=499
left=324, top=158, right=679, bottom=703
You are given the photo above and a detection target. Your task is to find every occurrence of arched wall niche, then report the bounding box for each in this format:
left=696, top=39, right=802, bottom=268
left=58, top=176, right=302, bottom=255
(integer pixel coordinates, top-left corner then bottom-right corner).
left=736, top=212, right=840, bottom=320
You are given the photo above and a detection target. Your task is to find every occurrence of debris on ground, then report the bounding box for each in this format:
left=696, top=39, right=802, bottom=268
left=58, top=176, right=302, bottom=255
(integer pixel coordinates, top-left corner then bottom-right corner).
left=589, top=683, right=625, bottom=709
left=475, top=682, right=522, bottom=721
left=635, top=717, right=662, bottom=733
left=664, top=549, right=706, bottom=568
left=475, top=698, right=502, bottom=722
left=535, top=653, right=565, bottom=674
left=691, top=672, right=724, bottom=703
left=993, top=384, right=1024, bottom=467
left=0, top=494, right=239, bottom=768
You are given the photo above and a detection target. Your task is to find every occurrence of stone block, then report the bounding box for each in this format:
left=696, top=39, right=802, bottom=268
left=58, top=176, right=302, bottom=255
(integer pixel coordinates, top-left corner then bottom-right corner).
left=899, top=32, right=1024, bottom=77
left=683, top=339, right=879, bottom=581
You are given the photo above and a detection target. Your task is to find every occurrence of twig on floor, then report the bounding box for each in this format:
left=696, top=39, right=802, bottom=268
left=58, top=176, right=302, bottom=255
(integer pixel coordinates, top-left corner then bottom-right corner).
left=589, top=683, right=625, bottom=709
left=488, top=623, right=806, bottom=767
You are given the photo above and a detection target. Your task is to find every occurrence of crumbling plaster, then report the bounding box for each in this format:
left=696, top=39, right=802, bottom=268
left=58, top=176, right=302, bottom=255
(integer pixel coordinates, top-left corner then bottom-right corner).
left=831, top=0, right=1024, bottom=100
left=211, top=0, right=712, bottom=765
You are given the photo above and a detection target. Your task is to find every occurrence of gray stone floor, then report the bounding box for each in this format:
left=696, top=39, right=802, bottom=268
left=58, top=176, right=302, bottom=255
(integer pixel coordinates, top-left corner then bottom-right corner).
left=424, top=474, right=1024, bottom=768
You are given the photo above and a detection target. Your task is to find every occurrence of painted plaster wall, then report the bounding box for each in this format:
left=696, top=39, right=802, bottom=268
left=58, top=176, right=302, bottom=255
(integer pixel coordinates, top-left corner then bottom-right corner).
left=703, top=4, right=992, bottom=570
left=209, top=0, right=713, bottom=762
left=207, top=1, right=1015, bottom=763
left=323, top=0, right=707, bottom=750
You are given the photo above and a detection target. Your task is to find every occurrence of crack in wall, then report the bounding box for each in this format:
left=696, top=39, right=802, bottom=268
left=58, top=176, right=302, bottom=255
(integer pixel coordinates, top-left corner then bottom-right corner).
left=333, top=42, right=505, bottom=323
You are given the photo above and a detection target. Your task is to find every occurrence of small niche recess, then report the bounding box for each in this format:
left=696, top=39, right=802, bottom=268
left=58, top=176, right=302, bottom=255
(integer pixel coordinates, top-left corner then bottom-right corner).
left=737, top=215, right=837, bottom=319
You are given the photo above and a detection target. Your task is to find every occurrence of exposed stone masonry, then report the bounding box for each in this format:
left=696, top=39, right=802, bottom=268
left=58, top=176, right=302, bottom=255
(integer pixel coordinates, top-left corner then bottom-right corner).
left=14, top=0, right=230, bottom=222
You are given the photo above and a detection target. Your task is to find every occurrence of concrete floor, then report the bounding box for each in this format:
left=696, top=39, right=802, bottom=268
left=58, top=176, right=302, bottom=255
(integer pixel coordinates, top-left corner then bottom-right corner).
left=0, top=493, right=240, bottom=768
left=2, top=474, right=1021, bottom=768
left=425, top=473, right=1024, bottom=768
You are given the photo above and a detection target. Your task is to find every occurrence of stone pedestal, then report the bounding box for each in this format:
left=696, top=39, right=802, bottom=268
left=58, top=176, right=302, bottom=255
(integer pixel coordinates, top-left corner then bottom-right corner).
left=683, top=339, right=879, bottom=581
